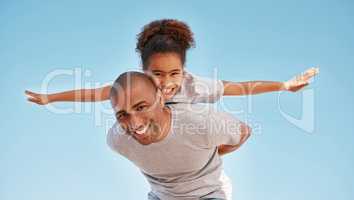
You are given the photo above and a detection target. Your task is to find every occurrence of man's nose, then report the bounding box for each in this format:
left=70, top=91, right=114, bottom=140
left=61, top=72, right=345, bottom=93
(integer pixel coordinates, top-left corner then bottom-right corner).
left=128, top=114, right=144, bottom=131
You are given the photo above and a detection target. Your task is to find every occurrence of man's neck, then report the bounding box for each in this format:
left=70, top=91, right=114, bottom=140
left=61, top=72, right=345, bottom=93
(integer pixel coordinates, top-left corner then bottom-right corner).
left=154, top=106, right=172, bottom=143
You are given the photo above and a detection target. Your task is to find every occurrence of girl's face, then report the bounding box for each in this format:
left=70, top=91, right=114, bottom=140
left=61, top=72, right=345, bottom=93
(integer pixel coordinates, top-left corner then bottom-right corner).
left=145, top=53, right=184, bottom=101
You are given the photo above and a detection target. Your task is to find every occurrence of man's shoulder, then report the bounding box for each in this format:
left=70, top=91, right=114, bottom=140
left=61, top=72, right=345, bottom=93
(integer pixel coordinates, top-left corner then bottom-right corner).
left=168, top=103, right=239, bottom=126
left=106, top=123, right=130, bottom=153
left=169, top=103, right=216, bottom=114
left=168, top=103, right=220, bottom=122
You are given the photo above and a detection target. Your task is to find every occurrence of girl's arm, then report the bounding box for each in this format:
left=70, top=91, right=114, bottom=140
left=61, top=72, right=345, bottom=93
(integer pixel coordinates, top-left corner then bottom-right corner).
left=223, top=67, right=319, bottom=96
left=25, top=85, right=112, bottom=105
left=223, top=80, right=285, bottom=96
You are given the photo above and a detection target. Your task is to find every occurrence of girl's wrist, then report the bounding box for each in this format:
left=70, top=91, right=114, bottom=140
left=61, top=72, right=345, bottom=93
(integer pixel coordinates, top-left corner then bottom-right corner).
left=281, top=81, right=289, bottom=91
left=47, top=94, right=56, bottom=103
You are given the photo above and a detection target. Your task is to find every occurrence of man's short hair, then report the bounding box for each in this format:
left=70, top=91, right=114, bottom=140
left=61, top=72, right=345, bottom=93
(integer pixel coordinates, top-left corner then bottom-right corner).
left=110, top=71, right=158, bottom=100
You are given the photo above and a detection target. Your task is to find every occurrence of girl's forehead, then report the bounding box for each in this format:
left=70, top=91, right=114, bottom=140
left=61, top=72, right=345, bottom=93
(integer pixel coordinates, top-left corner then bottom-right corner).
left=147, top=53, right=183, bottom=69
left=149, top=65, right=183, bottom=73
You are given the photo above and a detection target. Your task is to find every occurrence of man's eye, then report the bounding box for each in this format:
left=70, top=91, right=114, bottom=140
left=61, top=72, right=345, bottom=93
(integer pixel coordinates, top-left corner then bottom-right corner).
left=136, top=105, right=146, bottom=111
left=171, top=72, right=180, bottom=76
left=117, top=113, right=127, bottom=120
left=153, top=73, right=161, bottom=76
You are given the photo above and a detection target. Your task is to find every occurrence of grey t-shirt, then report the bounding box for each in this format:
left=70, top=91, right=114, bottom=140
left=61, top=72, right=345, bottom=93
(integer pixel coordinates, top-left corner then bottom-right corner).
left=107, top=104, right=243, bottom=200
left=166, top=71, right=225, bottom=104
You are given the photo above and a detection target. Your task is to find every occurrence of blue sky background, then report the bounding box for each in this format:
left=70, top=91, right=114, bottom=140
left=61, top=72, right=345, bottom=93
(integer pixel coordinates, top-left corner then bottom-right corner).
left=1, top=0, right=354, bottom=199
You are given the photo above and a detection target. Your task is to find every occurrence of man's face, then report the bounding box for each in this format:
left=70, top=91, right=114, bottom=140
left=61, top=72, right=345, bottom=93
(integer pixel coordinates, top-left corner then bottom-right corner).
left=111, top=79, right=165, bottom=145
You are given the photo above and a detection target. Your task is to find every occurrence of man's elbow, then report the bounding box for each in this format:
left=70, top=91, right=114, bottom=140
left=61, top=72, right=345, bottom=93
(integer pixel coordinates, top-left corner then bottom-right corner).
left=240, top=123, right=252, bottom=142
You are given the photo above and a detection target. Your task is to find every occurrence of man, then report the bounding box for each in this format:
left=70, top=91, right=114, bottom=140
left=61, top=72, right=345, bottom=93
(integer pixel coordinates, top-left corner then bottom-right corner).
left=107, top=71, right=251, bottom=200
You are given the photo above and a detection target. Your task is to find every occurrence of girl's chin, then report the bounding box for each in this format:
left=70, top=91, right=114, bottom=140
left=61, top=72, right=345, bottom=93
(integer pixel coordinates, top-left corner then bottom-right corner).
left=164, top=95, right=176, bottom=101
left=163, top=93, right=173, bottom=99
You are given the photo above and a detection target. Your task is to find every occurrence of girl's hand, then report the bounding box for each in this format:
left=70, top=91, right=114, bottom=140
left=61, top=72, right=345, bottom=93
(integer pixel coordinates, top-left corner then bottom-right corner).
left=283, top=67, right=319, bottom=92
left=25, top=90, right=51, bottom=105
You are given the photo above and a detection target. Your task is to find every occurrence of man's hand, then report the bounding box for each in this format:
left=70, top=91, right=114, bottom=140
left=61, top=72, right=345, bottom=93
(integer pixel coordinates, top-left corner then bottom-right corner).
left=25, top=90, right=51, bottom=105
left=218, top=144, right=240, bottom=156
left=283, top=67, right=319, bottom=92
left=218, top=123, right=252, bottom=156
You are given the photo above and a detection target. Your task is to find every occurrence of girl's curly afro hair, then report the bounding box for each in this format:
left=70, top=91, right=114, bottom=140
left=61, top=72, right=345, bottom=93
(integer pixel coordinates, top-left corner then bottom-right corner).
left=136, top=19, right=195, bottom=69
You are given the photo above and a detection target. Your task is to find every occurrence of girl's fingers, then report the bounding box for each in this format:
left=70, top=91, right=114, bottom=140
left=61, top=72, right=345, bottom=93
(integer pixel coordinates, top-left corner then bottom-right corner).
left=25, top=90, right=35, bottom=95
left=27, top=97, right=37, bottom=102
left=25, top=90, right=39, bottom=98
left=302, top=67, right=319, bottom=80
left=290, top=83, right=309, bottom=92
left=290, top=77, right=306, bottom=85
left=291, top=67, right=319, bottom=85
left=27, top=97, right=37, bottom=103
left=27, top=97, right=42, bottom=105
left=285, top=67, right=319, bottom=90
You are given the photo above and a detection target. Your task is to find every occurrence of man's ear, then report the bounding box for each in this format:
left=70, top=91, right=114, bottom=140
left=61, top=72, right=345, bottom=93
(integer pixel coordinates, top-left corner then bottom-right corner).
left=143, top=70, right=152, bottom=76
left=156, top=89, right=165, bottom=107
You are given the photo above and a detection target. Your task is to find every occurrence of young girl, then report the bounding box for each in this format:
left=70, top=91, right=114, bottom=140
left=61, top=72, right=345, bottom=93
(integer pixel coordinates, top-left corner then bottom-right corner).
left=25, top=19, right=318, bottom=106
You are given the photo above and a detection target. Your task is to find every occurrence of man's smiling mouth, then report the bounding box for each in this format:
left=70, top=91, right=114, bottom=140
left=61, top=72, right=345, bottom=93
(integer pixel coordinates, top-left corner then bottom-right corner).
left=134, top=124, right=150, bottom=135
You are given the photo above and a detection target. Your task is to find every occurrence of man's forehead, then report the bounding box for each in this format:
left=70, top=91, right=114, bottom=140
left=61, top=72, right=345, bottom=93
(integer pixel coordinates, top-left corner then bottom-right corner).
left=112, top=83, right=156, bottom=111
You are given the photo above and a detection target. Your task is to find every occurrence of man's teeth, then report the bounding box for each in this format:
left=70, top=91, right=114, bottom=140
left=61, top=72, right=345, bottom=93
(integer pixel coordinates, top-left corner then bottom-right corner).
left=135, top=125, right=148, bottom=135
